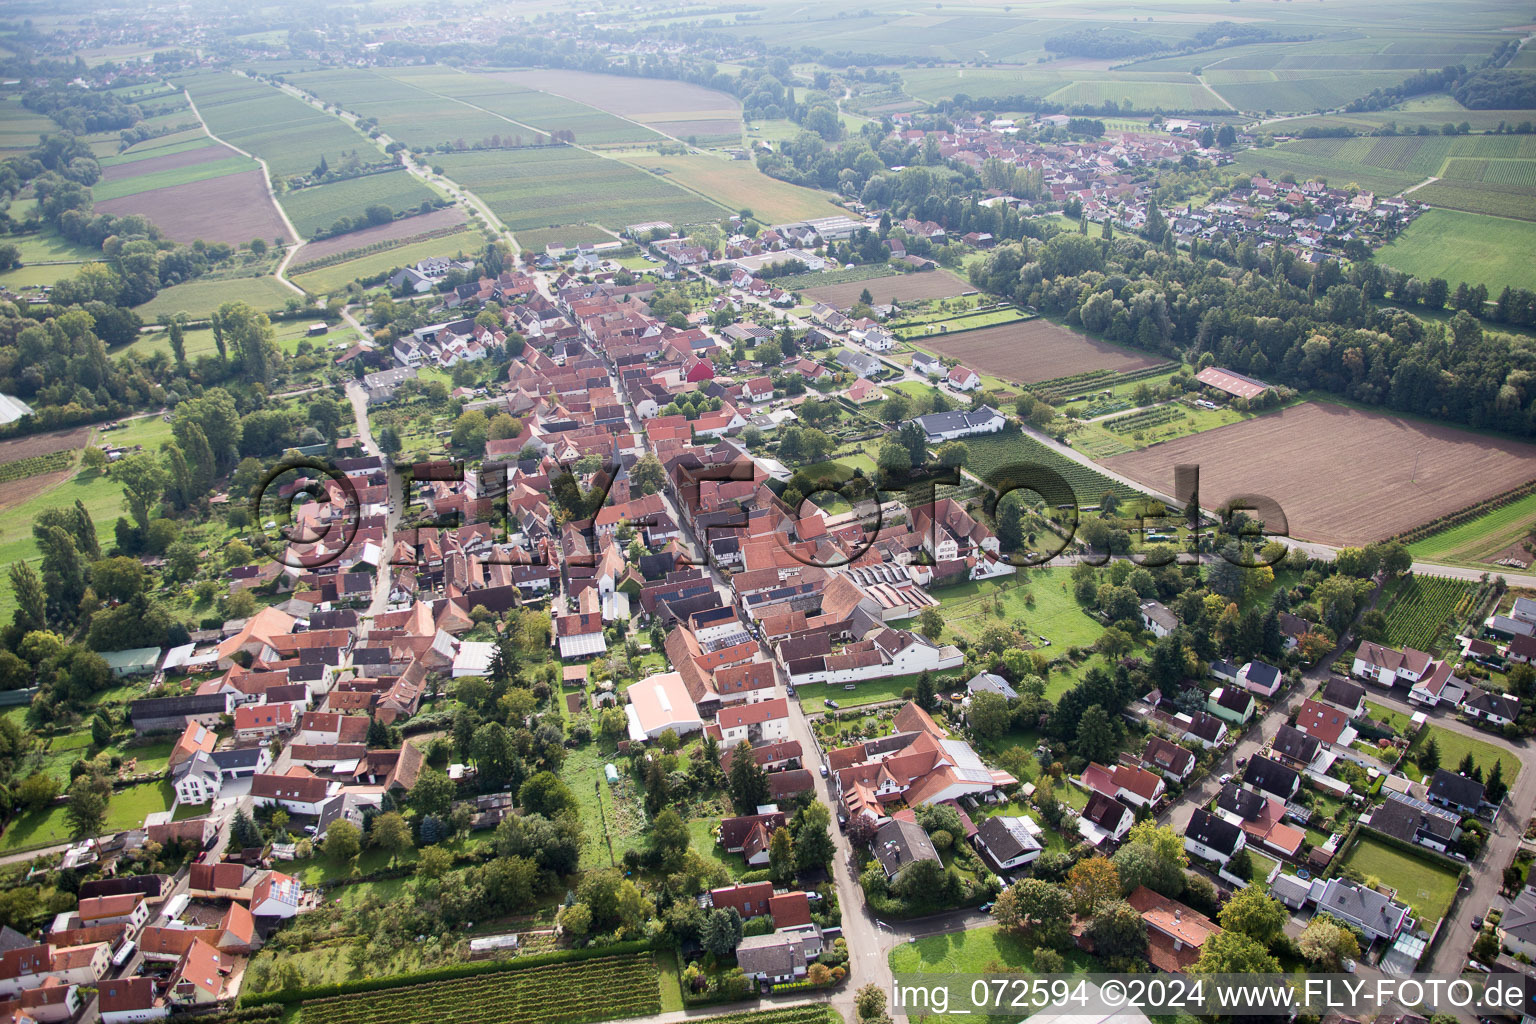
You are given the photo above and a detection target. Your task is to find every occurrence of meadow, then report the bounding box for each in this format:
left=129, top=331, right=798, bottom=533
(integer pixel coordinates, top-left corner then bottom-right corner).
left=134, top=275, right=297, bottom=318
left=278, top=169, right=440, bottom=237
left=434, top=147, right=720, bottom=232
left=1377, top=209, right=1536, bottom=294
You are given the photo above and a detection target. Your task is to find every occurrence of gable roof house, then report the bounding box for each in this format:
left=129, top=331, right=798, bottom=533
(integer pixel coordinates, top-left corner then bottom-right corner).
left=871, top=817, right=940, bottom=879
left=1141, top=736, right=1196, bottom=782
left=1206, top=686, right=1255, bottom=725
left=971, top=814, right=1044, bottom=873
left=1315, top=877, right=1412, bottom=941
left=1495, top=886, right=1536, bottom=959
left=1242, top=755, right=1300, bottom=801
left=1426, top=768, right=1487, bottom=816
left=1364, top=791, right=1462, bottom=854
left=1292, top=698, right=1357, bottom=749
left=1184, top=808, right=1246, bottom=866
left=1140, top=600, right=1179, bottom=638
left=911, top=406, right=1006, bottom=443
left=1077, top=791, right=1134, bottom=847
left=1127, top=886, right=1223, bottom=974
left=1236, top=660, right=1283, bottom=698
left=1320, top=677, right=1367, bottom=718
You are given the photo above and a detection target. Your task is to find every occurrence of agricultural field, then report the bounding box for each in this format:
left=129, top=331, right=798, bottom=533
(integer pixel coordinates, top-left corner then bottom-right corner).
left=915, top=318, right=1166, bottom=387
left=1203, top=71, right=1418, bottom=114
left=291, top=223, right=482, bottom=293
left=134, top=275, right=297, bottom=318
left=617, top=152, right=839, bottom=224
left=482, top=67, right=740, bottom=142
left=95, top=167, right=291, bottom=247
left=1336, top=836, right=1461, bottom=926
left=0, top=98, right=56, bottom=157
left=802, top=269, right=973, bottom=308
left=1380, top=574, right=1477, bottom=653
left=277, top=169, right=440, bottom=237
left=434, top=147, right=720, bottom=233
left=377, top=67, right=664, bottom=148
left=515, top=225, right=617, bottom=252
left=1235, top=135, right=1536, bottom=217
left=93, top=144, right=255, bottom=202
left=291, top=206, right=469, bottom=265
left=484, top=69, right=743, bottom=146
left=1044, top=78, right=1226, bottom=111
left=1103, top=401, right=1536, bottom=547
left=175, top=71, right=379, bottom=179
left=1406, top=492, right=1536, bottom=567
left=293, top=953, right=661, bottom=1024
left=1376, top=209, right=1536, bottom=294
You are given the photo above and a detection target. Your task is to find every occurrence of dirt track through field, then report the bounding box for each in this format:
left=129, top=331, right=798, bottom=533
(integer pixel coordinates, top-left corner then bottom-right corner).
left=917, top=318, right=1165, bottom=384
left=1103, top=402, right=1536, bottom=546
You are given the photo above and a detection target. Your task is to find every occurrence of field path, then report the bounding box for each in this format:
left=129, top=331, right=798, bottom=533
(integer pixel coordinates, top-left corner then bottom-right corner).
left=180, top=87, right=306, bottom=296
left=1401, top=175, right=1440, bottom=196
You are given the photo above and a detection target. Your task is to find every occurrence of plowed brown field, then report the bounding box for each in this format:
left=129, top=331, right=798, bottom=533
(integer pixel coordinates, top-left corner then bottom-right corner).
left=917, top=318, right=1165, bottom=385
left=1102, top=402, right=1536, bottom=546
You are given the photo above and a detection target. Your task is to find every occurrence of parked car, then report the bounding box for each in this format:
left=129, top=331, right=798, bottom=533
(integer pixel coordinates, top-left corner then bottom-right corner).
left=824, top=699, right=840, bottom=709
left=1472, top=917, right=1485, bottom=929
left=979, top=902, right=994, bottom=914
left=1219, top=773, right=1232, bottom=784
left=1235, top=756, right=1248, bottom=767
left=819, top=764, right=829, bottom=777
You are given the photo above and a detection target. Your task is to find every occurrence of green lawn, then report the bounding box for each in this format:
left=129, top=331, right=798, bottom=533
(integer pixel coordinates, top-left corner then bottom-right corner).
left=1403, top=725, right=1520, bottom=786
left=931, top=569, right=1106, bottom=651
left=1336, top=834, right=1461, bottom=926
left=0, top=779, right=173, bottom=853
left=687, top=818, right=750, bottom=879
left=795, top=667, right=966, bottom=712
left=889, top=923, right=1094, bottom=1024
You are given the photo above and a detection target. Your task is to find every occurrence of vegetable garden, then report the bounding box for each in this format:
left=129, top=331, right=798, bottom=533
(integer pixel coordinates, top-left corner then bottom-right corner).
left=0, top=449, right=74, bottom=484
left=295, top=952, right=661, bottom=1024
left=1104, top=405, right=1183, bottom=434
left=1381, top=574, right=1477, bottom=652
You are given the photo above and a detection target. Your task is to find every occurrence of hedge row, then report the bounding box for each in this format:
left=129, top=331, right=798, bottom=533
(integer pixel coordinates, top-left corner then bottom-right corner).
left=239, top=939, right=654, bottom=1007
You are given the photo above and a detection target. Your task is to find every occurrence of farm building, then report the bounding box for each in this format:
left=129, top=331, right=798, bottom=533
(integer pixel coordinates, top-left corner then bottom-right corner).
left=1194, top=366, right=1272, bottom=400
